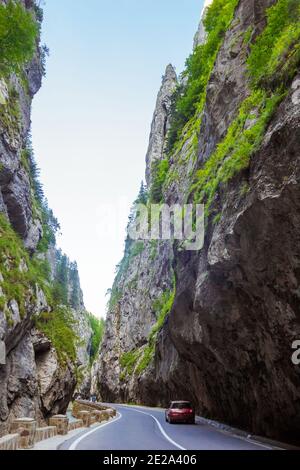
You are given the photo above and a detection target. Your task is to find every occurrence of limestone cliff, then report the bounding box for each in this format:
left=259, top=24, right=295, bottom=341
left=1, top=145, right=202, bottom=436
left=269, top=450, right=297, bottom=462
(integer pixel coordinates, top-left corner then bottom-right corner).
left=193, top=0, right=214, bottom=48
left=0, top=0, right=92, bottom=435
left=145, top=65, right=177, bottom=186
left=96, top=0, right=300, bottom=444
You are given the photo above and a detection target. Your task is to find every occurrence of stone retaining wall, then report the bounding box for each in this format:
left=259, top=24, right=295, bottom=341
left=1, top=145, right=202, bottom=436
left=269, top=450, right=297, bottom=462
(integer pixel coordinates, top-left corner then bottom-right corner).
left=0, top=401, right=117, bottom=450
left=49, top=415, right=69, bottom=436
left=72, top=400, right=117, bottom=419
left=0, top=434, right=19, bottom=451
left=68, top=419, right=83, bottom=432
left=92, top=410, right=106, bottom=423
left=10, top=418, right=37, bottom=449
left=78, top=411, right=91, bottom=428
left=35, top=426, right=57, bottom=444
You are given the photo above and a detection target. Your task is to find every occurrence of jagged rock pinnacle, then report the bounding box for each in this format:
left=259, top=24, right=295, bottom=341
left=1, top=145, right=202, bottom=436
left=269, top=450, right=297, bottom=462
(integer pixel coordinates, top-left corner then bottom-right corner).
left=145, top=64, right=177, bottom=185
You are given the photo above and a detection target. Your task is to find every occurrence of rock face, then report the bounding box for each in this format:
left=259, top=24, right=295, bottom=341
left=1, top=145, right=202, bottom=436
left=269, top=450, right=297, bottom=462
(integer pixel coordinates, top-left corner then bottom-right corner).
left=145, top=64, right=177, bottom=185
left=0, top=1, right=43, bottom=251
left=96, top=0, right=300, bottom=444
left=46, top=245, right=92, bottom=370
left=0, top=248, right=92, bottom=436
left=32, top=331, right=76, bottom=418
left=98, top=239, right=174, bottom=402
left=193, top=0, right=214, bottom=48
left=0, top=1, right=92, bottom=436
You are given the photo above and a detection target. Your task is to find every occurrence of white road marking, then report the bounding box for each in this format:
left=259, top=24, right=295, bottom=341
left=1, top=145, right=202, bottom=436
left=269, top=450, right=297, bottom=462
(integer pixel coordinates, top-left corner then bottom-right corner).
left=120, top=405, right=277, bottom=451
left=121, top=407, right=186, bottom=451
left=68, top=413, right=122, bottom=450
left=242, top=437, right=275, bottom=450
left=68, top=405, right=278, bottom=451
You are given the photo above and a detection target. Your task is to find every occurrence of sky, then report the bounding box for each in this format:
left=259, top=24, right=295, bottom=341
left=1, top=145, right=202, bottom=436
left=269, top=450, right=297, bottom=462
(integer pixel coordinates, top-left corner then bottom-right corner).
left=31, top=0, right=205, bottom=318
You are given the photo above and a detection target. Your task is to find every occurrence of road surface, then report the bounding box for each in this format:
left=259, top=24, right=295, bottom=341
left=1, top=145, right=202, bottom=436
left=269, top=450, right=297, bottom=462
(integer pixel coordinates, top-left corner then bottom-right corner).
left=60, top=405, right=275, bottom=451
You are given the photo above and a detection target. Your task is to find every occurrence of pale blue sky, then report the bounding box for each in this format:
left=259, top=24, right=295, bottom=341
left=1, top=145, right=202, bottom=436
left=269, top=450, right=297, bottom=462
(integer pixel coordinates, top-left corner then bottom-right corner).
left=31, top=0, right=205, bottom=317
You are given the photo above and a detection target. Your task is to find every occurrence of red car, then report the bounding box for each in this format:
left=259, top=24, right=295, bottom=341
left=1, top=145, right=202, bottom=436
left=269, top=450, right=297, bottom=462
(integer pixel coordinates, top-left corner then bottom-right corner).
left=165, top=401, right=195, bottom=424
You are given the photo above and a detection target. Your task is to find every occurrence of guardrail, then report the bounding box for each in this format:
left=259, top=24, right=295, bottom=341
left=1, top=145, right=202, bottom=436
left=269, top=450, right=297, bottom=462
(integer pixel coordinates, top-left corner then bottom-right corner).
left=0, top=400, right=117, bottom=450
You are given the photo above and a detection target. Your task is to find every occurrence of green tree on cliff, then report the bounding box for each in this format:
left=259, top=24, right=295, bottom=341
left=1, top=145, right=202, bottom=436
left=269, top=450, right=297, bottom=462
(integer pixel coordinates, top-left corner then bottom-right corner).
left=0, top=1, right=38, bottom=75
left=88, top=314, right=105, bottom=364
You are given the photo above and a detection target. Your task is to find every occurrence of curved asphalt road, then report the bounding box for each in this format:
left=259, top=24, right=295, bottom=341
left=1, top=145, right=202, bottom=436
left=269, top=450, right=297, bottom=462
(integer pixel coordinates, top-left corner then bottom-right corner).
left=59, top=405, right=274, bottom=451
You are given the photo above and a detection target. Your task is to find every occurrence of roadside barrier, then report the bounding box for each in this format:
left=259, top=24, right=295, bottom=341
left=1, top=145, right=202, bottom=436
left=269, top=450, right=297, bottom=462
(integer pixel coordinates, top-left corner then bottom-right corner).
left=35, top=426, right=57, bottom=443
left=49, top=415, right=69, bottom=436
left=10, top=418, right=37, bottom=449
left=0, top=400, right=117, bottom=450
left=0, top=434, right=19, bottom=450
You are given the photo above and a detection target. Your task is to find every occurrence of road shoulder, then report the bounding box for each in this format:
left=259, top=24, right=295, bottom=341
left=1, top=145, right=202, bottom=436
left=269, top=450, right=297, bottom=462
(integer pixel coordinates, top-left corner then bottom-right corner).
left=32, top=427, right=89, bottom=450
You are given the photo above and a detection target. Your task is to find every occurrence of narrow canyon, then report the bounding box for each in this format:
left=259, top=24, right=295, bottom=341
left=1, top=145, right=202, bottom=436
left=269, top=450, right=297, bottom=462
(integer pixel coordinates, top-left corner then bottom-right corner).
left=1, top=0, right=300, bottom=447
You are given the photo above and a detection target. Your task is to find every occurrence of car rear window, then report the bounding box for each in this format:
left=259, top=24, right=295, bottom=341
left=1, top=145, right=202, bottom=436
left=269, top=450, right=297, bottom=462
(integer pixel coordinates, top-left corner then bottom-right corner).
left=171, top=402, right=192, bottom=409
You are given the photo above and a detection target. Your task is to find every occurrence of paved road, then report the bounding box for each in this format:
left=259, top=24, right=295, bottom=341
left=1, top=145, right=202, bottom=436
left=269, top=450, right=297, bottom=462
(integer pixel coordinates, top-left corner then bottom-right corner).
left=60, top=405, right=274, bottom=451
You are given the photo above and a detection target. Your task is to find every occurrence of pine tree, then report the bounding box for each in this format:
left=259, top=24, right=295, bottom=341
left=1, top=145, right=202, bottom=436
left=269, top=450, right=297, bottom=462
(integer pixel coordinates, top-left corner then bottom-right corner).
left=135, top=181, right=148, bottom=205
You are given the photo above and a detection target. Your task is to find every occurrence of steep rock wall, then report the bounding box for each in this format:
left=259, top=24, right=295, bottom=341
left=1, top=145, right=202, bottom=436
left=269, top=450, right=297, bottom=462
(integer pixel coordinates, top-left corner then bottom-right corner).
left=0, top=0, right=92, bottom=436
left=96, top=0, right=300, bottom=444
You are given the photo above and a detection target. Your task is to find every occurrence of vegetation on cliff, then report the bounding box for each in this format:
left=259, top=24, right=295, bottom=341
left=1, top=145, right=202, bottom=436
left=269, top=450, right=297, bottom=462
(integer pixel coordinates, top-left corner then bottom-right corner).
left=166, top=0, right=239, bottom=155
left=105, top=0, right=300, bottom=387
left=136, top=286, right=176, bottom=374
left=247, top=0, right=300, bottom=88
left=120, top=284, right=176, bottom=379
left=35, top=306, right=80, bottom=364
left=88, top=314, right=105, bottom=364
left=150, top=159, right=169, bottom=203
left=0, top=151, right=83, bottom=366
left=192, top=90, right=284, bottom=216
left=20, top=143, right=92, bottom=366
left=0, top=0, right=38, bottom=76
left=120, top=349, right=142, bottom=377
left=192, top=0, right=300, bottom=217
left=107, top=185, right=151, bottom=311
left=35, top=251, right=97, bottom=365
left=0, top=83, right=21, bottom=141
left=0, top=0, right=89, bottom=367
left=0, top=212, right=83, bottom=365
left=0, top=213, right=50, bottom=321
left=149, top=0, right=300, bottom=220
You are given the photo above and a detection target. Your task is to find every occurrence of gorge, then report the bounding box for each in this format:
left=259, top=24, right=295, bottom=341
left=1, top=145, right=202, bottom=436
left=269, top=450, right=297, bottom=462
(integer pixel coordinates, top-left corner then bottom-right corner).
left=93, top=0, right=300, bottom=445
left=0, top=0, right=300, bottom=448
